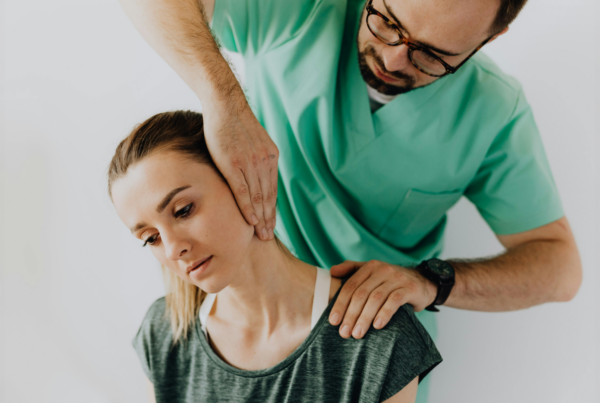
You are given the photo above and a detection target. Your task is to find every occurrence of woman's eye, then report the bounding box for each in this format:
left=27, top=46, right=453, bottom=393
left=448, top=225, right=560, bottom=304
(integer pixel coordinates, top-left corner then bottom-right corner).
left=174, top=203, right=193, bottom=219
left=142, top=234, right=159, bottom=247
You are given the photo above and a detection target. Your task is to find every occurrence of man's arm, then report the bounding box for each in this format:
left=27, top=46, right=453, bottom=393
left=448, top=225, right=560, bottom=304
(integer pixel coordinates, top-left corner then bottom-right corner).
left=119, top=0, right=278, bottom=241
left=328, top=217, right=582, bottom=338
left=446, top=216, right=581, bottom=311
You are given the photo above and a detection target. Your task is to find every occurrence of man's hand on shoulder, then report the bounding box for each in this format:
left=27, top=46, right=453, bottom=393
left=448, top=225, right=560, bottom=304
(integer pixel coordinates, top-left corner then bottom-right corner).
left=328, top=260, right=437, bottom=339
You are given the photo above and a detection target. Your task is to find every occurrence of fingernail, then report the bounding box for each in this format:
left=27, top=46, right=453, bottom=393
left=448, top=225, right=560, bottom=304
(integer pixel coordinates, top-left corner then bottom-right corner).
left=330, top=313, right=339, bottom=325
left=352, top=325, right=362, bottom=338
left=375, top=318, right=383, bottom=329
left=341, top=325, right=350, bottom=337
left=261, top=228, right=268, bottom=239
left=269, top=228, right=274, bottom=239
left=251, top=214, right=258, bottom=225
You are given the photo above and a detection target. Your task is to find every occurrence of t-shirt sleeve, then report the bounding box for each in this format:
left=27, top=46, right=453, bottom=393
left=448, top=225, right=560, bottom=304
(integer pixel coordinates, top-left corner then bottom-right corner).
left=211, top=0, right=322, bottom=56
left=132, top=297, right=171, bottom=384
left=378, top=305, right=443, bottom=402
left=464, top=89, right=564, bottom=235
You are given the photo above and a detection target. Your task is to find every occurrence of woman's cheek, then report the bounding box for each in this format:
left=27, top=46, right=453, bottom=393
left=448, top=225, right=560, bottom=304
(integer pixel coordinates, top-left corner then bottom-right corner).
left=152, top=248, right=176, bottom=274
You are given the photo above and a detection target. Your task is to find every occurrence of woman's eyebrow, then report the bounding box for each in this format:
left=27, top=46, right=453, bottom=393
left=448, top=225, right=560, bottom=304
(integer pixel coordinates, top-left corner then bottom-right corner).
left=156, top=185, right=191, bottom=213
left=382, top=0, right=462, bottom=57
left=130, top=185, right=192, bottom=233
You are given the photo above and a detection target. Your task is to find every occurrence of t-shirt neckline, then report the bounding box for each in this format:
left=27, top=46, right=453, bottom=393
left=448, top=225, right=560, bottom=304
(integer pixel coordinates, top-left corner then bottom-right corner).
left=195, top=277, right=347, bottom=378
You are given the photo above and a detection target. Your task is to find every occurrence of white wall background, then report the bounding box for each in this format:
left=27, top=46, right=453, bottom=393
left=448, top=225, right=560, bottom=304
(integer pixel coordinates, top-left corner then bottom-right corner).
left=0, top=0, right=598, bottom=402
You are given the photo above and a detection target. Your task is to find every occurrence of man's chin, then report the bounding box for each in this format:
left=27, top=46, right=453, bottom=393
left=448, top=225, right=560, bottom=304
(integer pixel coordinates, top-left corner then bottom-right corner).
left=369, top=78, right=415, bottom=95
left=358, top=61, right=416, bottom=95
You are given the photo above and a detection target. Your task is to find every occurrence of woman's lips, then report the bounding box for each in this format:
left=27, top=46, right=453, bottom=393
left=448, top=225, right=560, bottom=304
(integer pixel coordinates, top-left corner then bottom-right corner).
left=188, top=256, right=213, bottom=279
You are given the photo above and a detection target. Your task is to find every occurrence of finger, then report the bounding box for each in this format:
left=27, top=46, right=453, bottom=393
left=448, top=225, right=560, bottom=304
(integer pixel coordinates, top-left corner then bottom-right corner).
left=338, top=274, right=386, bottom=338
left=372, top=289, right=410, bottom=330
left=350, top=284, right=392, bottom=339
left=223, top=167, right=259, bottom=227
left=329, top=262, right=372, bottom=327
left=259, top=163, right=277, bottom=240
left=242, top=166, right=269, bottom=240
left=329, top=260, right=365, bottom=278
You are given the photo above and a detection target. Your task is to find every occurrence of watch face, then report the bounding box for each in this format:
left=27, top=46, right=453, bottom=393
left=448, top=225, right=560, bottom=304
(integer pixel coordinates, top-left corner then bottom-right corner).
left=429, top=259, right=454, bottom=278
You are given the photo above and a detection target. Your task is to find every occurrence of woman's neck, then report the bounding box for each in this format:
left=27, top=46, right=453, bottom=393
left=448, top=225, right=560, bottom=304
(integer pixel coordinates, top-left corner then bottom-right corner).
left=213, top=237, right=318, bottom=333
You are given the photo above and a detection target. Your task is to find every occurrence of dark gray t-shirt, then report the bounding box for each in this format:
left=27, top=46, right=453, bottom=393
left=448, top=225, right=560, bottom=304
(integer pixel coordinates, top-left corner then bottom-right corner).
left=133, top=284, right=442, bottom=403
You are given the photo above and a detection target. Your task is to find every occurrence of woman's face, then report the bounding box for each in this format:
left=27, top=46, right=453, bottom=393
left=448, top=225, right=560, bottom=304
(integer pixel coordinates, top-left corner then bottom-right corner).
left=111, top=150, right=255, bottom=293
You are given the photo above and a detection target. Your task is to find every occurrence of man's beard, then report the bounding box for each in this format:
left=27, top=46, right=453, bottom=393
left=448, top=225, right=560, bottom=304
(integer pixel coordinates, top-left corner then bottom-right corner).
left=357, top=43, right=417, bottom=96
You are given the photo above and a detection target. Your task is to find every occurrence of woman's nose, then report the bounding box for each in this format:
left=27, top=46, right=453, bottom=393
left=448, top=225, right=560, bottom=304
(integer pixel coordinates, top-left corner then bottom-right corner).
left=381, top=44, right=412, bottom=72
left=163, top=233, right=191, bottom=261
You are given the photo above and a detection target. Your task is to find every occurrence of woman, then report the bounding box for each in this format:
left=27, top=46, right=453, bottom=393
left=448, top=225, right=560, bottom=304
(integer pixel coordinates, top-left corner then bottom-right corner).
left=108, top=110, right=442, bottom=403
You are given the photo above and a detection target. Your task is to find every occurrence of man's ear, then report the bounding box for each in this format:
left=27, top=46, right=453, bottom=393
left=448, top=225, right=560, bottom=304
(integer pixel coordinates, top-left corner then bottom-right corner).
left=487, top=26, right=509, bottom=45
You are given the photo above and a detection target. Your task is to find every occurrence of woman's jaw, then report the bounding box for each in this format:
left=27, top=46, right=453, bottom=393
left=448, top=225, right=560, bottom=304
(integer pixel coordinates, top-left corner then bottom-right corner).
left=111, top=150, right=314, bottom=303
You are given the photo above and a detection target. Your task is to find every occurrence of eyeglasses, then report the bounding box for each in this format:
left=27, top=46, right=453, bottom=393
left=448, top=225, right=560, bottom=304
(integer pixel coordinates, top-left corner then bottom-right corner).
left=365, top=0, right=494, bottom=77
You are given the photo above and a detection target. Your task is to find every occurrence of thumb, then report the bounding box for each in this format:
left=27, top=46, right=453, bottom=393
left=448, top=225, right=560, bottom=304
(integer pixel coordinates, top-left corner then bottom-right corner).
left=330, top=260, right=365, bottom=277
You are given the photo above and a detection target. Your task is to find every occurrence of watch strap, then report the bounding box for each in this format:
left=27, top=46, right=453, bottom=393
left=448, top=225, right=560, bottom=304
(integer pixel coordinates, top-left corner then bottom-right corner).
left=419, top=259, right=455, bottom=312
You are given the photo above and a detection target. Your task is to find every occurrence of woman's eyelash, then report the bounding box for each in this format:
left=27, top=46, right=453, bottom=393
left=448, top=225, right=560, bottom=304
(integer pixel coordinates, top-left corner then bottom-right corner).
left=174, top=203, right=193, bottom=218
left=141, top=204, right=193, bottom=247
left=142, top=234, right=158, bottom=247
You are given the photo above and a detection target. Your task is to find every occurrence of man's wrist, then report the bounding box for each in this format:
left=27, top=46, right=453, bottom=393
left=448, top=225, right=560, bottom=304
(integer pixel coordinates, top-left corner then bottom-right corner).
left=199, top=71, right=246, bottom=110
left=416, top=259, right=456, bottom=311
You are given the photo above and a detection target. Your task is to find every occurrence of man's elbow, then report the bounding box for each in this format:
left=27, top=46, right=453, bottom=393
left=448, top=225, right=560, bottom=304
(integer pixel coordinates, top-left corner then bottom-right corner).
left=553, top=248, right=582, bottom=302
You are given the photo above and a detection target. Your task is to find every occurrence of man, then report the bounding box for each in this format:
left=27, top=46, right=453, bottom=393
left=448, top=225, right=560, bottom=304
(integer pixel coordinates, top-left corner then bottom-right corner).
left=120, top=0, right=582, bottom=400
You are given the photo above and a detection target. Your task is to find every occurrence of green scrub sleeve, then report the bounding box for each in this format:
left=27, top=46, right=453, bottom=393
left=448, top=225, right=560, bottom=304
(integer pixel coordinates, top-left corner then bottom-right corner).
left=211, top=0, right=321, bottom=56
left=464, top=89, right=564, bottom=235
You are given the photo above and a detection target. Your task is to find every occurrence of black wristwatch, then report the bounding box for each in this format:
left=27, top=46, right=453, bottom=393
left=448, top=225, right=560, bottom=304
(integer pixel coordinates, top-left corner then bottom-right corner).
left=416, top=258, right=455, bottom=312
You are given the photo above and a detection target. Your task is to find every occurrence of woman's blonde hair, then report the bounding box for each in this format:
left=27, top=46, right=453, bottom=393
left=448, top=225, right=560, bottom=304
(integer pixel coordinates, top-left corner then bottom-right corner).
left=108, top=110, right=292, bottom=343
left=108, top=111, right=216, bottom=343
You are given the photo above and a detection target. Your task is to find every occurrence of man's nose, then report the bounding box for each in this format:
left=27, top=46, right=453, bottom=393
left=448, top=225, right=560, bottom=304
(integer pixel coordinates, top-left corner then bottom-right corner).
left=163, top=232, right=191, bottom=261
left=381, top=44, right=412, bottom=72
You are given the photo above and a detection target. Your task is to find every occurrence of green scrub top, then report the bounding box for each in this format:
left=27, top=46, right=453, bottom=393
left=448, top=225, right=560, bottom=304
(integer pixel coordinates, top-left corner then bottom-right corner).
left=212, top=0, right=563, bottom=399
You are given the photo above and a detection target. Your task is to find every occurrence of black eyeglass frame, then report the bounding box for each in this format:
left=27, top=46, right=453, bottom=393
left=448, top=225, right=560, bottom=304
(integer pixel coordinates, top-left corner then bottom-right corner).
left=365, top=0, right=494, bottom=77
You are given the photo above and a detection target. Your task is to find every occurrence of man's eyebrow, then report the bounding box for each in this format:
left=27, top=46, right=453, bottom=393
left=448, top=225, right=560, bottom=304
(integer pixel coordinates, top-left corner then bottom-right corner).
left=129, top=185, right=192, bottom=234
left=382, top=0, right=462, bottom=57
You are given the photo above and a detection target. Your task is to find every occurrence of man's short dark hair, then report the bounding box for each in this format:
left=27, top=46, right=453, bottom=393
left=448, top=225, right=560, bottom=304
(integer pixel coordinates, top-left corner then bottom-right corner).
left=490, top=0, right=529, bottom=35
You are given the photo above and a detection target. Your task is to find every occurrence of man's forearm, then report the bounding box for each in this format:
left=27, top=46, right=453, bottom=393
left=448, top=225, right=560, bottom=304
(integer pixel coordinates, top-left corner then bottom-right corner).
left=119, top=0, right=244, bottom=108
left=445, top=239, right=582, bottom=312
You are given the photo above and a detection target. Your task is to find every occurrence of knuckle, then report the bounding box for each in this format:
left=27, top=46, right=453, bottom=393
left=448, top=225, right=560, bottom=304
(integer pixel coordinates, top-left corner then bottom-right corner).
left=231, top=156, right=244, bottom=169
left=268, top=145, right=279, bottom=158
left=378, top=307, right=393, bottom=318
left=251, top=192, right=264, bottom=204
left=343, top=310, right=359, bottom=322
left=405, top=281, right=418, bottom=293
left=353, top=288, right=368, bottom=301
left=343, top=280, right=359, bottom=293
left=237, top=184, right=249, bottom=197
left=381, top=265, right=395, bottom=277
left=392, top=270, right=407, bottom=281
left=265, top=189, right=275, bottom=203
left=390, top=290, right=405, bottom=303
left=370, top=290, right=385, bottom=302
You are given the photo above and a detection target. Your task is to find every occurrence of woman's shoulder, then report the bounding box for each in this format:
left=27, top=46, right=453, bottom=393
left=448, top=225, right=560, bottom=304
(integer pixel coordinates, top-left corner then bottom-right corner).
left=139, top=297, right=170, bottom=332
left=383, top=304, right=439, bottom=353
left=315, top=292, right=442, bottom=402
left=132, top=297, right=173, bottom=356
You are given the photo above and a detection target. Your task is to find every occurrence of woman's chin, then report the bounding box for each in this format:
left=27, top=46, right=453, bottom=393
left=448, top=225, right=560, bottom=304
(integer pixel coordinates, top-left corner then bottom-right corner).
left=192, top=276, right=229, bottom=295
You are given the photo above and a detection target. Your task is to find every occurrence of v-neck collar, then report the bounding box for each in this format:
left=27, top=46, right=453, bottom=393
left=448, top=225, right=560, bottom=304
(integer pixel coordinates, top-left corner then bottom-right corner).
left=339, top=0, right=451, bottom=140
